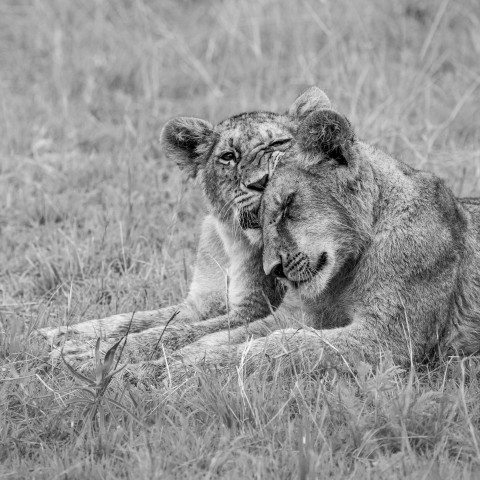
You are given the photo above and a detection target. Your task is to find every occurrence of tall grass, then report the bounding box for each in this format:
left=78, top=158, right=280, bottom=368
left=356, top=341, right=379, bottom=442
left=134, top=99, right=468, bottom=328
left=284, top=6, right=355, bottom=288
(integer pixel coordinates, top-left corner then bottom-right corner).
left=1, top=0, right=480, bottom=478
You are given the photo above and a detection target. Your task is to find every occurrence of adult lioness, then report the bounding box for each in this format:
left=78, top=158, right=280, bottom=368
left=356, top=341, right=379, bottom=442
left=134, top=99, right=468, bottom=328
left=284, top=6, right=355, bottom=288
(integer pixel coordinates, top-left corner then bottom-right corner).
left=39, top=88, right=332, bottom=367
left=131, top=105, right=480, bottom=381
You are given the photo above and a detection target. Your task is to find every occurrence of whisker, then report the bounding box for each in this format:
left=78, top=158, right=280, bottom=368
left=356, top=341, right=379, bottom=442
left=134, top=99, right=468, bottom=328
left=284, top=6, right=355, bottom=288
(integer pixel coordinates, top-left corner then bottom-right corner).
left=220, top=202, right=236, bottom=224
left=235, top=193, right=253, bottom=205
left=218, top=198, right=235, bottom=219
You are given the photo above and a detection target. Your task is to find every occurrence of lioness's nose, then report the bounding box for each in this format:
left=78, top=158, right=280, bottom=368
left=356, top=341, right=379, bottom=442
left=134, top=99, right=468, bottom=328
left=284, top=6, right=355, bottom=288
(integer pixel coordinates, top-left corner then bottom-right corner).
left=265, top=260, right=286, bottom=278
left=245, top=173, right=269, bottom=192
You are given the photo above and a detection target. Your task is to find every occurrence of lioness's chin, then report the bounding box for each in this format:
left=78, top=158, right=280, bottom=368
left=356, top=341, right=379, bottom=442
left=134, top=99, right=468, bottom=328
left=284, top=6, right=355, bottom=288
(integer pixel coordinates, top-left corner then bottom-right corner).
left=288, top=252, right=332, bottom=298
left=291, top=275, right=327, bottom=299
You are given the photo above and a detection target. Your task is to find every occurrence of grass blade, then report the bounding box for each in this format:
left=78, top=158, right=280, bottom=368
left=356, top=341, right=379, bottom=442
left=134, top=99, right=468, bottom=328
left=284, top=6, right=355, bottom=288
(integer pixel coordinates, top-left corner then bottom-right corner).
left=60, top=349, right=95, bottom=386
left=103, top=338, right=126, bottom=378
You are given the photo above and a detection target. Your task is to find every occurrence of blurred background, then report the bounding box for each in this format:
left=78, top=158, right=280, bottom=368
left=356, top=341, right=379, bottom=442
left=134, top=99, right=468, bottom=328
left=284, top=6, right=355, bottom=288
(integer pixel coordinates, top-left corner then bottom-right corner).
left=1, top=0, right=479, bottom=325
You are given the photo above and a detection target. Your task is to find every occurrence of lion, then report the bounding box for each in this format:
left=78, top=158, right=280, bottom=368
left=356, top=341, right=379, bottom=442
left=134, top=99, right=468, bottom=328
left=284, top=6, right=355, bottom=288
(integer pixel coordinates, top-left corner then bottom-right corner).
left=38, top=87, right=333, bottom=368
left=124, top=104, right=480, bottom=383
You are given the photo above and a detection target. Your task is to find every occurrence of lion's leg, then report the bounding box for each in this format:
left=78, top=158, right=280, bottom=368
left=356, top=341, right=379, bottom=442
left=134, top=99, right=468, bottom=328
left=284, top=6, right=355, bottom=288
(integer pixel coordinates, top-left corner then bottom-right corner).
left=162, top=322, right=398, bottom=380
left=55, top=311, right=274, bottom=369
left=38, top=215, right=231, bottom=345
left=229, top=326, right=373, bottom=375
left=37, top=305, right=187, bottom=345
left=108, top=311, right=314, bottom=385
left=168, top=313, right=287, bottom=356
left=232, top=322, right=410, bottom=375
left=56, top=296, right=305, bottom=371
left=165, top=300, right=309, bottom=359
left=117, top=326, right=356, bottom=387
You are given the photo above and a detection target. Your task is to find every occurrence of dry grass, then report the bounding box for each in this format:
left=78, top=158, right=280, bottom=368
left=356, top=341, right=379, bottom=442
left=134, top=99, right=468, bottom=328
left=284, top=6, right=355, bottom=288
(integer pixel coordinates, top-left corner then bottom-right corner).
left=1, top=0, right=480, bottom=478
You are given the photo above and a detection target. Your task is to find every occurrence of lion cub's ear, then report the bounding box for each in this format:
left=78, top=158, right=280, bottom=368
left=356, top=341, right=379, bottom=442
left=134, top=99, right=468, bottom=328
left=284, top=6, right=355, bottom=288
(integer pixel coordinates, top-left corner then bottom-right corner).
left=288, top=87, right=332, bottom=120
left=160, top=117, right=216, bottom=179
left=298, top=110, right=355, bottom=166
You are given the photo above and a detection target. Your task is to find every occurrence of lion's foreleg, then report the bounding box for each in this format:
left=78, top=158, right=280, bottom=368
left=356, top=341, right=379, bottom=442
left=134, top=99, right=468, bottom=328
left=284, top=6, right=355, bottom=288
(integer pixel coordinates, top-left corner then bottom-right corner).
left=157, top=304, right=282, bottom=352
left=48, top=297, right=281, bottom=370
left=52, top=310, right=265, bottom=370
left=37, top=305, right=186, bottom=344
left=167, top=314, right=283, bottom=361
left=187, top=323, right=387, bottom=376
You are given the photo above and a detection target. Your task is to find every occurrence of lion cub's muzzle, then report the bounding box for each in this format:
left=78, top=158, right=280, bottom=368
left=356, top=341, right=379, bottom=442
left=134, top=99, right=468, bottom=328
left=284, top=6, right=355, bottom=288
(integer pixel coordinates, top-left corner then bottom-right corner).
left=239, top=206, right=261, bottom=229
left=243, top=173, right=269, bottom=192
left=237, top=174, right=269, bottom=229
left=237, top=150, right=286, bottom=230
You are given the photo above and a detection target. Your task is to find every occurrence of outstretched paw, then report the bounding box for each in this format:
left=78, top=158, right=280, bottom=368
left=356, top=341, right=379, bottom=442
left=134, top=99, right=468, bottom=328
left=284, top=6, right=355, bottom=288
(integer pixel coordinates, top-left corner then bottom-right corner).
left=49, top=337, right=134, bottom=375
left=50, top=340, right=98, bottom=365
left=35, top=325, right=82, bottom=346
left=47, top=339, right=100, bottom=374
left=122, top=360, right=168, bottom=390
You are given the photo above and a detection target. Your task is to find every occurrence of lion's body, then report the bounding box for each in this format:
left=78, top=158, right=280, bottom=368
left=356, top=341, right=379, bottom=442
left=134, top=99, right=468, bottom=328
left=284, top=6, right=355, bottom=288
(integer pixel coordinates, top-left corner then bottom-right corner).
left=144, top=113, right=480, bottom=381
left=233, top=133, right=480, bottom=372
left=38, top=88, right=333, bottom=367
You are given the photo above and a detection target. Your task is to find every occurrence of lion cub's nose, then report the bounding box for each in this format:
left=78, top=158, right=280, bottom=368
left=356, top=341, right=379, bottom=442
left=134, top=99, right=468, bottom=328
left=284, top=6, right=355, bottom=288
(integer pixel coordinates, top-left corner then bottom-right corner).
left=246, top=173, right=269, bottom=192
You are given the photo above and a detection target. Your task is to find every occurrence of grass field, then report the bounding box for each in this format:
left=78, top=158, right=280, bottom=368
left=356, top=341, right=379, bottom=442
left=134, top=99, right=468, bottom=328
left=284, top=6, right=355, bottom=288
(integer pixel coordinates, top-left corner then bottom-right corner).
left=1, top=0, right=480, bottom=478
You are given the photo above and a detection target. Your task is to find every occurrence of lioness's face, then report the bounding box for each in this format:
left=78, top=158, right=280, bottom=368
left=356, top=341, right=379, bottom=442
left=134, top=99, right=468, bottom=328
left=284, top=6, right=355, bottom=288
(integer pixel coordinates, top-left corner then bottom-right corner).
left=261, top=108, right=366, bottom=299
left=261, top=165, right=354, bottom=297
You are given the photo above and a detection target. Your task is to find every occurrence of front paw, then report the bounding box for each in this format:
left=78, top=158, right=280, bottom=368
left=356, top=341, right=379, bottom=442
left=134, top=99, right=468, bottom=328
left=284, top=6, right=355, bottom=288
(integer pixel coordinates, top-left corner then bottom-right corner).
left=49, top=339, right=99, bottom=373
left=122, top=360, right=168, bottom=390
left=50, top=337, right=133, bottom=376
left=36, top=325, right=80, bottom=346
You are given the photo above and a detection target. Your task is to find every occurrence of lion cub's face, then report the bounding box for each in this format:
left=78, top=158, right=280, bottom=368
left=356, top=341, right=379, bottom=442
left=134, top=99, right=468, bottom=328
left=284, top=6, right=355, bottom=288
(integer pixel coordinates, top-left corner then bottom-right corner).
left=160, top=113, right=293, bottom=241
left=204, top=113, right=294, bottom=231
left=261, top=109, right=367, bottom=298
left=160, top=88, right=332, bottom=243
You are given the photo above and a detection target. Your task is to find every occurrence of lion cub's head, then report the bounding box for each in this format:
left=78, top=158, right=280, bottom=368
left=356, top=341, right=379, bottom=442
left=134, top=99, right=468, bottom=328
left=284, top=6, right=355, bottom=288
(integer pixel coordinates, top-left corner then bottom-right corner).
left=261, top=108, right=371, bottom=298
left=159, top=88, right=331, bottom=243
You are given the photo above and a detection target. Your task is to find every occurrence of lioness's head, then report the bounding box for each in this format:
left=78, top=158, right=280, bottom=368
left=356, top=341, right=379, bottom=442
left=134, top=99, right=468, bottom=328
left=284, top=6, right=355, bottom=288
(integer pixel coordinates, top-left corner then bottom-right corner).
left=159, top=87, right=331, bottom=241
left=261, top=109, right=372, bottom=298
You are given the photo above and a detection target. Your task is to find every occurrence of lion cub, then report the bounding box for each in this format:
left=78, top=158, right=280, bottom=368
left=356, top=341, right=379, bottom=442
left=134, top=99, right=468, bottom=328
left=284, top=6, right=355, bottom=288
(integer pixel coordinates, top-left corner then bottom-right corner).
left=38, top=88, right=332, bottom=367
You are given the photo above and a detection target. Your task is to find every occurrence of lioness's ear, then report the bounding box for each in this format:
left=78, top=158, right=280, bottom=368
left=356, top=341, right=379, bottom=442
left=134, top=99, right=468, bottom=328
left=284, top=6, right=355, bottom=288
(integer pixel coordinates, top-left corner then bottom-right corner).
left=288, top=87, right=332, bottom=120
left=160, top=117, right=215, bottom=179
left=298, top=110, right=355, bottom=166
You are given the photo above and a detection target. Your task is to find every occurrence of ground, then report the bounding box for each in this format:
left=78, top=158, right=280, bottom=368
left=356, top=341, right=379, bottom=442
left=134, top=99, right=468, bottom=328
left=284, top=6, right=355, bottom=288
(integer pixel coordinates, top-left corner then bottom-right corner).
left=1, top=0, right=480, bottom=478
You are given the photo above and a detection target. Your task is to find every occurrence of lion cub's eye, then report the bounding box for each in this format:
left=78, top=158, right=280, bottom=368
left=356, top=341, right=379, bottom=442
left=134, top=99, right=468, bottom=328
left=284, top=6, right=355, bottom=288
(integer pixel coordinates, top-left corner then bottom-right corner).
left=270, top=138, right=292, bottom=148
left=218, top=151, right=236, bottom=165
